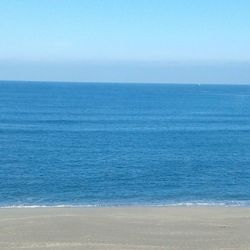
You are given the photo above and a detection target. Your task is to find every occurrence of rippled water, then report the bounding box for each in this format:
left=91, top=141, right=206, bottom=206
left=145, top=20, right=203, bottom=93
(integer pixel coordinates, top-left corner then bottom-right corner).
left=1, top=82, right=250, bottom=206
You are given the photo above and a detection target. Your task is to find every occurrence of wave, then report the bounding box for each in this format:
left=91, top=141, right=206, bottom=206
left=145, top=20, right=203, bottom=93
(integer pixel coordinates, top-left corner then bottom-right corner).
left=2, top=201, right=250, bottom=208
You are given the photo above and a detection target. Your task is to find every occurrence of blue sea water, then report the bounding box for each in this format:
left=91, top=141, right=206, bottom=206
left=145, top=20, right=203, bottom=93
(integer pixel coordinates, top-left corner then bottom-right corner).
left=0, top=81, right=250, bottom=207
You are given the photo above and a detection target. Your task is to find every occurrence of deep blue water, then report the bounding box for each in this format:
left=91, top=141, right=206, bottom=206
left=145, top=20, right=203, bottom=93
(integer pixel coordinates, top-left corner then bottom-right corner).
left=1, top=81, right=250, bottom=207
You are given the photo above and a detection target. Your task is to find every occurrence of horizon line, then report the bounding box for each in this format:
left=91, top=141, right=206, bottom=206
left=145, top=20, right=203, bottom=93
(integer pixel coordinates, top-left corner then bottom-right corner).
left=1, top=79, right=250, bottom=86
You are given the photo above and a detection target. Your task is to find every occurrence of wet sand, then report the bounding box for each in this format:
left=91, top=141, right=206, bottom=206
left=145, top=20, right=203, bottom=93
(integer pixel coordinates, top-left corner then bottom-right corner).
left=1, top=207, right=250, bottom=249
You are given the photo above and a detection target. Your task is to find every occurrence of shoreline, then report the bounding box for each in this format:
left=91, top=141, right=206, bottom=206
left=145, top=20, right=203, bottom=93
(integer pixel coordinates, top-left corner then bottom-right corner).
left=2, top=201, right=250, bottom=209
left=1, top=207, right=250, bottom=249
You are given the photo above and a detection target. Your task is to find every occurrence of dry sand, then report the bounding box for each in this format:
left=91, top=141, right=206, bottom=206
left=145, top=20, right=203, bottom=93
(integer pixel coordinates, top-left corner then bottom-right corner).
left=1, top=207, right=250, bottom=250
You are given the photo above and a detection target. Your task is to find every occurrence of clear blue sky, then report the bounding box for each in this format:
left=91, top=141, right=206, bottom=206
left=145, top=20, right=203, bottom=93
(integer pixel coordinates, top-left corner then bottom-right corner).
left=0, top=0, right=250, bottom=83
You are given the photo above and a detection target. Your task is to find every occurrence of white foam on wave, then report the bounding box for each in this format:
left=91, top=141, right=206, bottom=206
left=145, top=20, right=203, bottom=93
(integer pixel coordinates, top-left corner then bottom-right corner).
left=0, top=204, right=98, bottom=209
left=1, top=201, right=250, bottom=209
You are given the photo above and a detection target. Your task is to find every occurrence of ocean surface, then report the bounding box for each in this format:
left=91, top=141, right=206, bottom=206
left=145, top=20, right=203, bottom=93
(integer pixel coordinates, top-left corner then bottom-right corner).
left=1, top=81, right=250, bottom=207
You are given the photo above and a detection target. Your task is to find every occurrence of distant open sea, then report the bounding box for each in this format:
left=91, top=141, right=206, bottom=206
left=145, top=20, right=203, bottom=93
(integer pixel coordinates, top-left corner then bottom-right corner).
left=1, top=81, right=250, bottom=207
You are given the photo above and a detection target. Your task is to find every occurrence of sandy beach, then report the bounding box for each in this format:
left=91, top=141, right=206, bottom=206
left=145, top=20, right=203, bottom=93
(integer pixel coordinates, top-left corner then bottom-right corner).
left=0, top=207, right=250, bottom=250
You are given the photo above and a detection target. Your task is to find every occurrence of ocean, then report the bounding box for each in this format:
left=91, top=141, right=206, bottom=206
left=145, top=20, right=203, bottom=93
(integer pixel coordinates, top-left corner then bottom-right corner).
left=1, top=81, right=250, bottom=207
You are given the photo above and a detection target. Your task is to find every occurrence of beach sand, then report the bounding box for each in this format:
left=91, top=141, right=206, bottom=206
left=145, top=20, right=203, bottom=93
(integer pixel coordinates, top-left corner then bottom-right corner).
left=1, top=207, right=250, bottom=250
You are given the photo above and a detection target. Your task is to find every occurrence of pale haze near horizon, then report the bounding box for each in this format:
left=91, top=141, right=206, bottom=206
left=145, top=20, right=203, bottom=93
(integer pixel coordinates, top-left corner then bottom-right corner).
left=0, top=0, right=250, bottom=84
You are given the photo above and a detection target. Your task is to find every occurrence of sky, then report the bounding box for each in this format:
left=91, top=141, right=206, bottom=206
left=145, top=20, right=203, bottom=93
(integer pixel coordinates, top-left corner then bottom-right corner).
left=0, top=0, right=250, bottom=84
